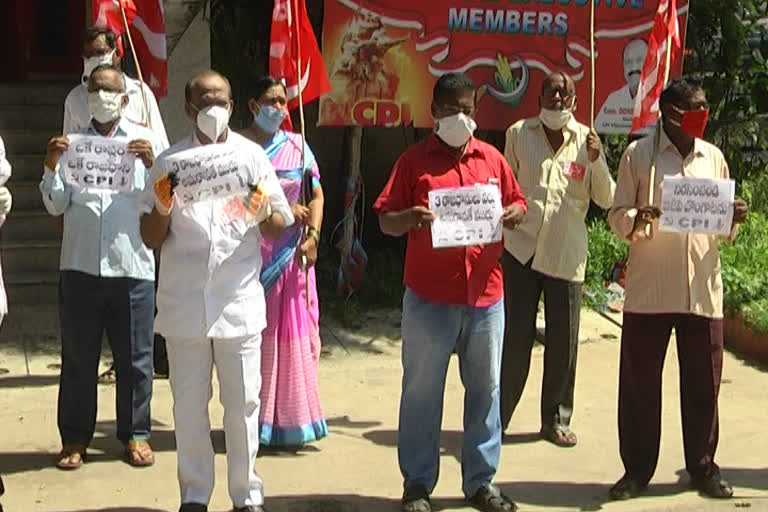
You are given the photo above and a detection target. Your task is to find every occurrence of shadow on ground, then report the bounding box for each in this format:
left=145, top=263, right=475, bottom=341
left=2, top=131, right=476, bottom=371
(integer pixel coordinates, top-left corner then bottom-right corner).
left=45, top=509, right=167, bottom=512
left=499, top=480, right=686, bottom=512
left=364, top=429, right=544, bottom=465
left=261, top=494, right=466, bottom=512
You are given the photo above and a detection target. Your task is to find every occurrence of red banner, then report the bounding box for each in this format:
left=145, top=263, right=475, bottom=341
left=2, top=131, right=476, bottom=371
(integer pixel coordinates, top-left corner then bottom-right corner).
left=319, top=0, right=688, bottom=133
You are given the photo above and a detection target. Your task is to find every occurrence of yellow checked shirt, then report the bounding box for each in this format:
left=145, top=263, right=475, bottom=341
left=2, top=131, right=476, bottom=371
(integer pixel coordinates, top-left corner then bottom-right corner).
left=503, top=117, right=616, bottom=283
left=609, top=128, right=730, bottom=319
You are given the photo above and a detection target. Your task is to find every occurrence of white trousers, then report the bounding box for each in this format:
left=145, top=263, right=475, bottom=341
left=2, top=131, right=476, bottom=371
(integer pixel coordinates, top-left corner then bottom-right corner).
left=166, top=335, right=264, bottom=507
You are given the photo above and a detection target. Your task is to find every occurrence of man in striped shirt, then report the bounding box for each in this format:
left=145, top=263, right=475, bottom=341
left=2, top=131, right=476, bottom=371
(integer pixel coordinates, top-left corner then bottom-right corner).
left=500, top=71, right=616, bottom=448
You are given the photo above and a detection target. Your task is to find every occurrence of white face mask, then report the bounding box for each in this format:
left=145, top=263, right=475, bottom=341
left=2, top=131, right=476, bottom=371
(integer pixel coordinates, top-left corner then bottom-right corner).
left=88, top=90, right=124, bottom=124
left=82, top=50, right=115, bottom=83
left=195, top=104, right=231, bottom=142
left=434, top=113, right=477, bottom=148
left=539, top=107, right=573, bottom=131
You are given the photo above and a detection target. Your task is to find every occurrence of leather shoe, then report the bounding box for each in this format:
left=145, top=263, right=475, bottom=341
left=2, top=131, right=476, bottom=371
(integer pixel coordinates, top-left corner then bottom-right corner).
left=468, top=484, right=517, bottom=512
left=609, top=474, right=646, bottom=500
left=179, top=504, right=207, bottom=512
left=402, top=485, right=431, bottom=512
left=693, top=475, right=734, bottom=499
left=233, top=506, right=266, bottom=512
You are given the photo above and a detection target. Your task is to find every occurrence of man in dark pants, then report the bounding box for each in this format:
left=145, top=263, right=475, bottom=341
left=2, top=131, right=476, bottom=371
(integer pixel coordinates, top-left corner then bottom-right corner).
left=608, top=76, right=749, bottom=500
left=42, top=65, right=163, bottom=469
left=499, top=72, right=615, bottom=447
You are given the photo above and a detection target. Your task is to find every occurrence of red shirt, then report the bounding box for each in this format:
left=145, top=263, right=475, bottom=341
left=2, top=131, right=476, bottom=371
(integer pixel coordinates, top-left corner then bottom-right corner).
left=373, top=135, right=527, bottom=307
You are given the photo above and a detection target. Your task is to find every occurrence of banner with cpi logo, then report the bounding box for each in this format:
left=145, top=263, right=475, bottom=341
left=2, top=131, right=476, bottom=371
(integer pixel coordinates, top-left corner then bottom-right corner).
left=318, top=0, right=688, bottom=133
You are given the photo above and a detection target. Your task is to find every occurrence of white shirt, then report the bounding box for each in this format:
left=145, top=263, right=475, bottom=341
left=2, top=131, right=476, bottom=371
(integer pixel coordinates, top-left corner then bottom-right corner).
left=63, top=76, right=170, bottom=149
left=140, top=131, right=294, bottom=340
left=0, top=136, right=10, bottom=182
left=594, top=84, right=650, bottom=136
left=40, top=118, right=163, bottom=281
left=0, top=136, right=11, bottom=317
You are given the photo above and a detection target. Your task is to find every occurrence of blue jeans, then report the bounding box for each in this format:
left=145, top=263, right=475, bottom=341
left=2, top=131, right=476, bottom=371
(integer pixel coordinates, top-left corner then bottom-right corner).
left=57, top=271, right=155, bottom=445
left=398, top=287, right=504, bottom=498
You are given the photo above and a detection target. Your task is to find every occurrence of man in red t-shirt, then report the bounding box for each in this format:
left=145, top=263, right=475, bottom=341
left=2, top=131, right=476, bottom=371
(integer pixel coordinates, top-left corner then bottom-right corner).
left=373, top=73, right=527, bottom=512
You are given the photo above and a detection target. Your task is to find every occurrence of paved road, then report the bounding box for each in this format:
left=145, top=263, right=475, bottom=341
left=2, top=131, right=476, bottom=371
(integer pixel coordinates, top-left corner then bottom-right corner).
left=0, top=307, right=766, bottom=511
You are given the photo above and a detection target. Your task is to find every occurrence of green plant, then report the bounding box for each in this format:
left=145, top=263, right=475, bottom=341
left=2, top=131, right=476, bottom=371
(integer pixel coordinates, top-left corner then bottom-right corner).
left=720, top=211, right=768, bottom=330
left=584, top=218, right=629, bottom=309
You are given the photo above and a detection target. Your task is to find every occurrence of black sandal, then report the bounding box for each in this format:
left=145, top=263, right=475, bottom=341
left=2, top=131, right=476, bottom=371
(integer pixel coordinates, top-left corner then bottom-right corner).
left=402, top=485, right=431, bottom=512
left=468, top=484, right=517, bottom=512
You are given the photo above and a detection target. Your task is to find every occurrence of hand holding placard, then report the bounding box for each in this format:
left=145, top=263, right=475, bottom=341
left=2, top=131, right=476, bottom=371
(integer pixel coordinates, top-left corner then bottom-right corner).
left=659, top=176, right=735, bottom=235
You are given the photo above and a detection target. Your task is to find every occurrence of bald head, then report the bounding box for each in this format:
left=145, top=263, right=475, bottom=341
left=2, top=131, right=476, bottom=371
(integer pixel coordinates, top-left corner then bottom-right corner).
left=184, top=70, right=232, bottom=105
left=540, top=71, right=576, bottom=111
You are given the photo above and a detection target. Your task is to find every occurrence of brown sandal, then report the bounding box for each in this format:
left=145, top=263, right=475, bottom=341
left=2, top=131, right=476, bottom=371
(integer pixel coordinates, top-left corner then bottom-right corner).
left=541, top=427, right=578, bottom=447
left=124, top=440, right=155, bottom=467
left=56, top=444, right=87, bottom=470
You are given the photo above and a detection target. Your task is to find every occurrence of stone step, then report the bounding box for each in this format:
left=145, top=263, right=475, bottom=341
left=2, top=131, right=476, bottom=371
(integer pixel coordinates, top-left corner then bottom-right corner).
left=3, top=271, right=58, bottom=305
left=0, top=104, right=64, bottom=131
left=2, top=129, right=53, bottom=156
left=0, top=82, right=72, bottom=106
left=2, top=211, right=61, bottom=242
left=5, top=154, right=44, bottom=183
left=6, top=181, right=43, bottom=211
left=1, top=240, right=60, bottom=274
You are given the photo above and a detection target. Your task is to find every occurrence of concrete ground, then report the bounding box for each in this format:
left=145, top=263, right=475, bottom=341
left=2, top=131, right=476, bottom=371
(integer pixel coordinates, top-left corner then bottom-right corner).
left=0, top=305, right=766, bottom=512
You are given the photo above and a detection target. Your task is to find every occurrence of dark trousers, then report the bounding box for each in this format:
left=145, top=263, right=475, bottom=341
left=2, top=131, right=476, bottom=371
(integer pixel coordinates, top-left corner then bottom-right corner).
left=57, top=270, right=155, bottom=445
left=152, top=249, right=168, bottom=376
left=619, top=312, right=723, bottom=484
left=500, top=252, right=581, bottom=431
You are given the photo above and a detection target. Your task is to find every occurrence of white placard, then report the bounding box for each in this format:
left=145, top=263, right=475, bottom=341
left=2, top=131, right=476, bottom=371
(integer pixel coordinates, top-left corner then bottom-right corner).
left=163, top=144, right=252, bottom=207
left=428, top=184, right=503, bottom=248
left=659, top=176, right=735, bottom=236
left=63, top=134, right=136, bottom=192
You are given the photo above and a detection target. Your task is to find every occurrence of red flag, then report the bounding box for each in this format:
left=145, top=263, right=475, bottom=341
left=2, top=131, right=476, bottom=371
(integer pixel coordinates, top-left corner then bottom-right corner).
left=92, top=0, right=137, bottom=55
left=92, top=0, right=168, bottom=98
left=269, top=0, right=332, bottom=112
left=631, top=0, right=682, bottom=133
left=129, top=0, right=169, bottom=98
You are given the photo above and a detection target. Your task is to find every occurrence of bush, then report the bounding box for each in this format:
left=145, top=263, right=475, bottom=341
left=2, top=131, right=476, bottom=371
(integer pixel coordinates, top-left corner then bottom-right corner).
left=720, top=211, right=768, bottom=330
left=584, top=218, right=628, bottom=309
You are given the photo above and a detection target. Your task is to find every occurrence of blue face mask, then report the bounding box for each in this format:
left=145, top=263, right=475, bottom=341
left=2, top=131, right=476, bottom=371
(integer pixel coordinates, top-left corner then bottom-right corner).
left=254, top=105, right=287, bottom=134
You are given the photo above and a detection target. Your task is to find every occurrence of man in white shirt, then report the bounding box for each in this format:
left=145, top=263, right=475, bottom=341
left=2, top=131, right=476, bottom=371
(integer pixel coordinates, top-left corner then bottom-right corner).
left=63, top=25, right=171, bottom=381
left=64, top=26, right=169, bottom=148
left=139, top=70, right=293, bottom=512
left=595, top=39, right=648, bottom=135
left=41, top=65, right=164, bottom=470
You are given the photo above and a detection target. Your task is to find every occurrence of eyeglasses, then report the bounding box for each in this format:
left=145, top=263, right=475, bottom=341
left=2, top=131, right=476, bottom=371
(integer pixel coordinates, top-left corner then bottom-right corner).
left=542, top=86, right=574, bottom=100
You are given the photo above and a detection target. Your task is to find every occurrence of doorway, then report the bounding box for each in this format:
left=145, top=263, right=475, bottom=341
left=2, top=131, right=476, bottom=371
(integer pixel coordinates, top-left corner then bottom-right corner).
left=0, top=0, right=86, bottom=82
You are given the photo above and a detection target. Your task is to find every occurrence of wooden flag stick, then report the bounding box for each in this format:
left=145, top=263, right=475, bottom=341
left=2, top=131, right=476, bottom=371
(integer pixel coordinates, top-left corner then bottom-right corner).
left=633, top=20, right=675, bottom=241
left=589, top=0, right=596, bottom=131
left=293, top=0, right=311, bottom=310
left=119, top=2, right=152, bottom=129
left=647, top=28, right=674, bottom=206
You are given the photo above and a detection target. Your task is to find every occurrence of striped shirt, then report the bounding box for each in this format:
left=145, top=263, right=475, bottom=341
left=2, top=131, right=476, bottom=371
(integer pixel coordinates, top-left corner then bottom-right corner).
left=503, top=116, right=616, bottom=283
left=609, top=128, right=730, bottom=318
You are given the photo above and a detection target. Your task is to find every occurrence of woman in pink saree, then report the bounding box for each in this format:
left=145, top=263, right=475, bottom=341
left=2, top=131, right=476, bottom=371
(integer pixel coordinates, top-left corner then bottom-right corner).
left=241, top=77, right=327, bottom=447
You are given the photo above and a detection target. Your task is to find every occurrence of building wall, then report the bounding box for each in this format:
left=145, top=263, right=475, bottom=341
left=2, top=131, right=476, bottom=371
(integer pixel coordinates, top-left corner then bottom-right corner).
left=159, top=7, right=211, bottom=144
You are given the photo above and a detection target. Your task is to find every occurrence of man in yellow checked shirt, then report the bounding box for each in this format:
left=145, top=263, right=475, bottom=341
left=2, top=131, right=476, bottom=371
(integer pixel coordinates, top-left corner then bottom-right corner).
left=139, top=70, right=293, bottom=512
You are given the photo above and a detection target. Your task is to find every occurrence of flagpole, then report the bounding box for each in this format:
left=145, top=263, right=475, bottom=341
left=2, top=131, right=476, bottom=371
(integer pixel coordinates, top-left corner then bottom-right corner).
left=640, top=16, right=675, bottom=240
left=119, top=1, right=152, bottom=129
left=589, top=0, right=596, bottom=131
left=293, top=0, right=311, bottom=310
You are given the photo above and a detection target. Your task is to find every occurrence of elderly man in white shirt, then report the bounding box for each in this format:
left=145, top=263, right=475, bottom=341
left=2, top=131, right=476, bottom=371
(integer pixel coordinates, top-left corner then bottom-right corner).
left=139, top=70, right=293, bottom=512
left=64, top=25, right=171, bottom=380
left=64, top=26, right=169, bottom=147
left=42, top=65, right=164, bottom=469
